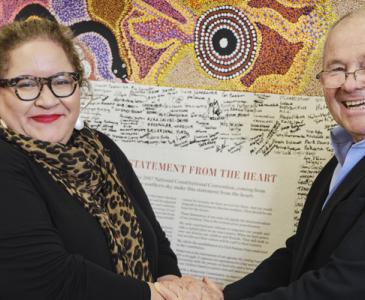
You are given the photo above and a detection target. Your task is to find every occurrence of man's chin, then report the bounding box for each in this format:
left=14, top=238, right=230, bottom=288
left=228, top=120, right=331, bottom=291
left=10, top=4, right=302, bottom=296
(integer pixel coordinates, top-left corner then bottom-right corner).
left=343, top=127, right=365, bottom=143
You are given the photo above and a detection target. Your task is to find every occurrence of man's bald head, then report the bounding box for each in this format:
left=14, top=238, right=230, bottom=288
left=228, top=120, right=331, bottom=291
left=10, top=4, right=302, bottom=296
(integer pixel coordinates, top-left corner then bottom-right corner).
left=323, top=9, right=365, bottom=65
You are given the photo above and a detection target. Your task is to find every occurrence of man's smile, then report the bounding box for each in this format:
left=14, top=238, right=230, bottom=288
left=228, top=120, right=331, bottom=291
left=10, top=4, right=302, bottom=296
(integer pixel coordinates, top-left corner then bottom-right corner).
left=344, top=100, right=365, bottom=109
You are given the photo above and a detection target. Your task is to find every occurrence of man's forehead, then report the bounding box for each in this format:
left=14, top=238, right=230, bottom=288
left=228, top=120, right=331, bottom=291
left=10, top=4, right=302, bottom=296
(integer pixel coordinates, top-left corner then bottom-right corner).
left=324, top=15, right=365, bottom=64
left=330, top=11, right=365, bottom=40
left=323, top=12, right=365, bottom=59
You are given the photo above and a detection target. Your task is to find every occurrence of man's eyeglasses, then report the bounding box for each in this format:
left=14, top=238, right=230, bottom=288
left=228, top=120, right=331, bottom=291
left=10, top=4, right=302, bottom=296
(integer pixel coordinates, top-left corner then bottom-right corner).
left=0, top=72, right=79, bottom=101
left=316, top=69, right=365, bottom=88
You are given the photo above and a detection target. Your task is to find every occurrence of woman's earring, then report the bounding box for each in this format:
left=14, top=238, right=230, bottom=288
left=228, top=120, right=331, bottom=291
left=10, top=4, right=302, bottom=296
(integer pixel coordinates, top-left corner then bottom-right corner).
left=74, top=117, right=84, bottom=130
left=0, top=119, right=8, bottom=129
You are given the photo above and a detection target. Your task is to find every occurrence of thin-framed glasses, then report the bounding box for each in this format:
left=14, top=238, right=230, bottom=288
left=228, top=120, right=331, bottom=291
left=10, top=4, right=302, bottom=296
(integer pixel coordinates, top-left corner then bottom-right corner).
left=316, top=69, right=365, bottom=88
left=0, top=72, right=80, bottom=101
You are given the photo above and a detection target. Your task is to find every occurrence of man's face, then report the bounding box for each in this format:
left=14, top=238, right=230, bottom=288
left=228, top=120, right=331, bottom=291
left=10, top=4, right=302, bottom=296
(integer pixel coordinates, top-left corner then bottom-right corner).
left=323, top=14, right=365, bottom=143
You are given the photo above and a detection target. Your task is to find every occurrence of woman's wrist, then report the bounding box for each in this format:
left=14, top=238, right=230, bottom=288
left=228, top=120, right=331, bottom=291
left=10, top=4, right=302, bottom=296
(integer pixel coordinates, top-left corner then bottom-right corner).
left=148, top=282, right=165, bottom=300
left=157, top=274, right=180, bottom=282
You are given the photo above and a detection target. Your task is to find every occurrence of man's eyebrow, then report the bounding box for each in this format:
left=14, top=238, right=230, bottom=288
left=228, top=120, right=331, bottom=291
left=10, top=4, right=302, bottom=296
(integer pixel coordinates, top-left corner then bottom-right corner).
left=325, top=55, right=365, bottom=69
left=324, top=59, right=342, bottom=69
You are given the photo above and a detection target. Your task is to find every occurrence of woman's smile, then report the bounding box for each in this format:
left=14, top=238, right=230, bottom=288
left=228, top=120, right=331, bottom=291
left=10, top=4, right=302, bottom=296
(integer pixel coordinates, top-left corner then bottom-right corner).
left=31, top=114, right=62, bottom=123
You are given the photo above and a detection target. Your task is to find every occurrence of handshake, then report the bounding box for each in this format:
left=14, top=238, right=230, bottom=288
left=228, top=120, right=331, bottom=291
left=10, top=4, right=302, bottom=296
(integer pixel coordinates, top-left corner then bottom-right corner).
left=152, top=275, right=224, bottom=300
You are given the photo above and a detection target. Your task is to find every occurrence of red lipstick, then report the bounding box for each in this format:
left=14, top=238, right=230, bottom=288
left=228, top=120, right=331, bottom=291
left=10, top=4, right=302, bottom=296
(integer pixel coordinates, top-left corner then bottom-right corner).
left=31, top=114, right=61, bottom=123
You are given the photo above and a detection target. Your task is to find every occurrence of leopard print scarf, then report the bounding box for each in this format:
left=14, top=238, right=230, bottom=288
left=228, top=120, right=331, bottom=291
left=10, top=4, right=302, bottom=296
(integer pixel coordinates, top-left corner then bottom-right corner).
left=0, top=122, right=153, bottom=282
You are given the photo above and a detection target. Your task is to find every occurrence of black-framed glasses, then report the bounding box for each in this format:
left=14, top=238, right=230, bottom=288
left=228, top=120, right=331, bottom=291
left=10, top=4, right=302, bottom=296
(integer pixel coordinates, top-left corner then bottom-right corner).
left=0, top=72, right=79, bottom=101
left=316, top=69, right=365, bottom=88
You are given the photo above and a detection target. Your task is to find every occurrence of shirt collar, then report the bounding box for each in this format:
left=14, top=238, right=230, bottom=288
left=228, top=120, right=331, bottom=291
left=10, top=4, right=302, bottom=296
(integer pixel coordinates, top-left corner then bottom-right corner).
left=330, top=126, right=365, bottom=166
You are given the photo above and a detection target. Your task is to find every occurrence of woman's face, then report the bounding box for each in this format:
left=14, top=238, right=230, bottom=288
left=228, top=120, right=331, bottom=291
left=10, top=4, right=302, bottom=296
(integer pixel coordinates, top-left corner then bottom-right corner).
left=0, top=40, right=80, bottom=144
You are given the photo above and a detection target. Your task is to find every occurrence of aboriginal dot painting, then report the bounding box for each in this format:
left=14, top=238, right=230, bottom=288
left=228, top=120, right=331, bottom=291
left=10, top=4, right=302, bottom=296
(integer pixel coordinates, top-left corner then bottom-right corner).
left=0, top=0, right=362, bottom=95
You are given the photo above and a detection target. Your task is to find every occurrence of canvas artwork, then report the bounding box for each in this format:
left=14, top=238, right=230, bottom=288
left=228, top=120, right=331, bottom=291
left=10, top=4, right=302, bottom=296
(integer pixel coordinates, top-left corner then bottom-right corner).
left=0, top=0, right=362, bottom=95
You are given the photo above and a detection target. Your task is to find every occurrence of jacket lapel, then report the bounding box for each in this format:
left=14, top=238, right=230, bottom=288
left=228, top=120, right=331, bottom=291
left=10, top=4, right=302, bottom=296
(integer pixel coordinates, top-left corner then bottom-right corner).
left=291, top=156, right=336, bottom=279
left=295, top=155, right=365, bottom=278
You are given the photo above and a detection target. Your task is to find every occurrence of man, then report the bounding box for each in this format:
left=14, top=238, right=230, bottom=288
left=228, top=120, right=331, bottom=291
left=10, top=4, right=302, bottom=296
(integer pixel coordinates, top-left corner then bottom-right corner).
left=155, top=9, right=365, bottom=300
left=221, top=9, right=365, bottom=300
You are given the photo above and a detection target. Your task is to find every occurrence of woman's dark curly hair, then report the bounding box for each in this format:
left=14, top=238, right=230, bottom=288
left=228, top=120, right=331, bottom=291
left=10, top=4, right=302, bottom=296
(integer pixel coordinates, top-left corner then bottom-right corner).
left=0, top=18, right=89, bottom=90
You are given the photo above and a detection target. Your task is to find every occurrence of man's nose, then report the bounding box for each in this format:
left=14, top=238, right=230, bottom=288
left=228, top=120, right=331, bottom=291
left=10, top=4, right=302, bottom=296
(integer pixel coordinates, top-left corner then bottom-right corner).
left=342, top=72, right=363, bottom=92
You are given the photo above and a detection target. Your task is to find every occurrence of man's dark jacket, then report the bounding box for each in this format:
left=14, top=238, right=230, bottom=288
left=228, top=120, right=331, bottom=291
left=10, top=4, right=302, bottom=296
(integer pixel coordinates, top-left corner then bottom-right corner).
left=224, top=155, right=365, bottom=299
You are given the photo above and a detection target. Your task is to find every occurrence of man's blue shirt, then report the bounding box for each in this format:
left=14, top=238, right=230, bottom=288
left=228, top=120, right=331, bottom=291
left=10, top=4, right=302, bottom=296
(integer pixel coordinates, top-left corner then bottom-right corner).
left=322, top=126, right=365, bottom=209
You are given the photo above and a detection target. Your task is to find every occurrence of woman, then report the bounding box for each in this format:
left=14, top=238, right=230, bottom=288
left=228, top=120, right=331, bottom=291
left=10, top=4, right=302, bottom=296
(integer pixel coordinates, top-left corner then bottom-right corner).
left=0, top=18, right=181, bottom=300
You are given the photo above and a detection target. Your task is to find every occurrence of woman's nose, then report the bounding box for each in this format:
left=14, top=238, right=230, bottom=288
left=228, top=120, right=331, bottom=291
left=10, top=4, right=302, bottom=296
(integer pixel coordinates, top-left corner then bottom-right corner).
left=34, top=83, right=60, bottom=108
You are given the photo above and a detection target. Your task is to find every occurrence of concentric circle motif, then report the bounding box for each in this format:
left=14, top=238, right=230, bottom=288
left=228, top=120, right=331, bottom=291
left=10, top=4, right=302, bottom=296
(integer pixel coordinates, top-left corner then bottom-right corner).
left=195, top=6, right=257, bottom=80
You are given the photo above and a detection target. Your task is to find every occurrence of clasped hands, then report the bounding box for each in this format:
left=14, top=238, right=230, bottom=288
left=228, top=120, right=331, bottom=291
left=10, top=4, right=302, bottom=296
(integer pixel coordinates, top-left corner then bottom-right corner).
left=154, top=276, right=223, bottom=300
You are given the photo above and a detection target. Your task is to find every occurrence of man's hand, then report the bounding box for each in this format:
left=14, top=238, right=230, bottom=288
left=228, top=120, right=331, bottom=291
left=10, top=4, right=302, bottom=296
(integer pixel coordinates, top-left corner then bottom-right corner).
left=154, top=275, right=223, bottom=300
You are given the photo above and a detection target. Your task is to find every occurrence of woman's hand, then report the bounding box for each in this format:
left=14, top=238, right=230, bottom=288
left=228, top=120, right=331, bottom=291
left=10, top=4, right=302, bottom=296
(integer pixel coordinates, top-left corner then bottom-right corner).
left=149, top=282, right=165, bottom=300
left=154, top=276, right=223, bottom=300
left=149, top=275, right=180, bottom=300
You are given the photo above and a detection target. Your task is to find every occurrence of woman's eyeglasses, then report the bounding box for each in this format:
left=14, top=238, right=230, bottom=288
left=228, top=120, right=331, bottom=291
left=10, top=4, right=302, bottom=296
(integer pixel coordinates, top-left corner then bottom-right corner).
left=0, top=72, right=79, bottom=101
